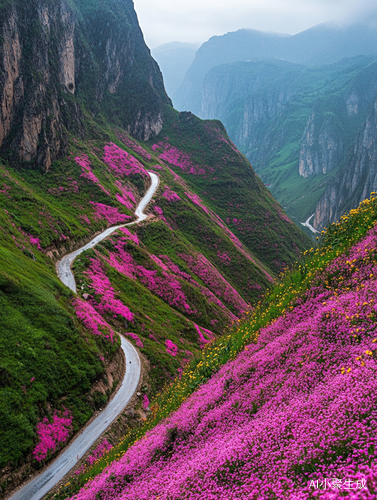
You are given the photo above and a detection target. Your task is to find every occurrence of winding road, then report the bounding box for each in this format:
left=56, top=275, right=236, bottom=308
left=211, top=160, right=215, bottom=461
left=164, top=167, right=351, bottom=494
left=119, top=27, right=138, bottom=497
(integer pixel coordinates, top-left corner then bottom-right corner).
left=10, top=172, right=159, bottom=500
left=301, top=213, right=319, bottom=234
left=57, top=172, right=159, bottom=293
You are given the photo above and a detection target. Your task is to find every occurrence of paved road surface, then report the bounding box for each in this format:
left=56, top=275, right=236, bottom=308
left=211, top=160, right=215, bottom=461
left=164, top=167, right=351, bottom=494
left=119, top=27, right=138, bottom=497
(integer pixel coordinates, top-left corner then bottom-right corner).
left=301, top=213, right=319, bottom=234
left=10, top=337, right=140, bottom=500
left=10, top=171, right=159, bottom=500
left=57, top=171, right=159, bottom=292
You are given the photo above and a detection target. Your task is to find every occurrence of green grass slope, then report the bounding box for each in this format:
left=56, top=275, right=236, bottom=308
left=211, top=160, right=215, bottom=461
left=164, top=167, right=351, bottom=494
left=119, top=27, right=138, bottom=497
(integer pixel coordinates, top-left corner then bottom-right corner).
left=149, top=107, right=310, bottom=273
left=0, top=218, right=119, bottom=487
left=52, top=191, right=377, bottom=500
left=0, top=108, right=309, bottom=494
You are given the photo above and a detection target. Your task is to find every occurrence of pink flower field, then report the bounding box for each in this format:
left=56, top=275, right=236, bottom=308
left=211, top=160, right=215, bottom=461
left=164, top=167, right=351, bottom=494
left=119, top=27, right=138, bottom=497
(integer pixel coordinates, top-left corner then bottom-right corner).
left=89, top=202, right=132, bottom=225
left=103, top=143, right=148, bottom=178
left=69, top=226, right=377, bottom=499
left=33, top=408, right=73, bottom=462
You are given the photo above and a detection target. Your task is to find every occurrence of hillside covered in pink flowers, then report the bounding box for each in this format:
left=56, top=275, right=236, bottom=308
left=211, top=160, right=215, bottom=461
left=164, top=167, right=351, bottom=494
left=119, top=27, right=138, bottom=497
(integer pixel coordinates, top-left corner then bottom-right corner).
left=59, top=198, right=377, bottom=499
left=0, top=108, right=309, bottom=495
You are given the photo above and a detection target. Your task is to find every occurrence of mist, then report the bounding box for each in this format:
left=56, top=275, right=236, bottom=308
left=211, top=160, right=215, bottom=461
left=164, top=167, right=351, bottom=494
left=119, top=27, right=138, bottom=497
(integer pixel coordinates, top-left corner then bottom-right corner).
left=133, top=0, right=377, bottom=48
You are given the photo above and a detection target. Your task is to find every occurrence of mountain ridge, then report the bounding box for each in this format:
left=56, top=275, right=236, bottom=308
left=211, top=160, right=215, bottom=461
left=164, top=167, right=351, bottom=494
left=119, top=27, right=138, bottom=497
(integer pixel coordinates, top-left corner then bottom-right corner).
left=173, top=22, right=377, bottom=114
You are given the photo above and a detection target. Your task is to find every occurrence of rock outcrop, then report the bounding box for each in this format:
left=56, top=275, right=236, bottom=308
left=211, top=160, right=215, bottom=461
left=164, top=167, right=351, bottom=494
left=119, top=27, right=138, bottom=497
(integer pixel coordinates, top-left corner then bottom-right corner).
left=314, top=100, right=377, bottom=228
left=299, top=112, right=345, bottom=178
left=0, top=0, right=170, bottom=170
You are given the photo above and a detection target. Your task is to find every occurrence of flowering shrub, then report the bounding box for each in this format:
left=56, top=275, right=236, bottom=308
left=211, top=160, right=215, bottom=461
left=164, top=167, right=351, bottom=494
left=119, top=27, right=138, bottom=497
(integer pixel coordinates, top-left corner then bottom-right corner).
left=150, top=255, right=169, bottom=271
left=84, top=258, right=134, bottom=323
left=165, top=339, right=178, bottom=356
left=119, top=227, right=139, bottom=245
left=103, top=143, right=148, bottom=178
left=182, top=186, right=272, bottom=281
left=28, top=234, right=42, bottom=250
left=203, top=122, right=239, bottom=153
left=0, top=184, right=11, bottom=198
left=79, top=214, right=91, bottom=225
left=154, top=142, right=214, bottom=176
left=162, top=186, right=181, bottom=202
left=89, top=202, right=131, bottom=225
left=156, top=255, right=238, bottom=322
left=115, top=132, right=152, bottom=161
left=33, top=408, right=73, bottom=462
left=217, top=251, right=231, bottom=264
left=86, top=440, right=113, bottom=467
left=194, top=324, right=215, bottom=347
left=185, top=191, right=210, bottom=214
left=153, top=206, right=171, bottom=228
left=76, top=155, right=110, bottom=195
left=67, top=225, right=377, bottom=499
left=115, top=181, right=136, bottom=209
left=125, top=332, right=144, bottom=348
left=142, top=395, right=150, bottom=411
left=180, top=253, right=248, bottom=316
left=74, top=298, right=115, bottom=342
left=48, top=179, right=79, bottom=196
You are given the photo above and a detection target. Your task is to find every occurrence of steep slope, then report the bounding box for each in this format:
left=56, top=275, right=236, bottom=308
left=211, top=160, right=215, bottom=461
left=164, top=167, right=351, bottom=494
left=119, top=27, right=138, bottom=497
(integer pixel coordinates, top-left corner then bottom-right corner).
left=0, top=0, right=311, bottom=496
left=314, top=99, right=377, bottom=228
left=57, top=193, right=377, bottom=500
left=0, top=122, right=309, bottom=496
left=0, top=0, right=170, bottom=171
left=197, top=56, right=377, bottom=224
left=174, top=22, right=377, bottom=115
left=152, top=42, right=199, bottom=97
left=149, top=108, right=309, bottom=273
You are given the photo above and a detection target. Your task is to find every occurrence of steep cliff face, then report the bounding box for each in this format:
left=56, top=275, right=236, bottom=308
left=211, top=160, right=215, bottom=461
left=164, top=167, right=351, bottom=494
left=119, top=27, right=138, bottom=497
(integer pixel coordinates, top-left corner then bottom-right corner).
left=201, top=61, right=299, bottom=153
left=299, top=112, right=345, bottom=178
left=196, top=57, right=377, bottom=223
left=0, top=0, right=170, bottom=170
left=314, top=100, right=377, bottom=228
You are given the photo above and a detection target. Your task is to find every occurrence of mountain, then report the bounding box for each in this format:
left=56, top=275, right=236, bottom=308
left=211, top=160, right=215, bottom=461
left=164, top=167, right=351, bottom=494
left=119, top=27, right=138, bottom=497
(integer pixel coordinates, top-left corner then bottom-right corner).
left=0, top=0, right=170, bottom=171
left=314, top=97, right=377, bottom=228
left=55, top=178, right=377, bottom=500
left=152, top=42, right=199, bottom=98
left=173, top=22, right=377, bottom=115
left=192, top=56, right=377, bottom=226
left=173, top=29, right=287, bottom=114
left=0, top=0, right=310, bottom=495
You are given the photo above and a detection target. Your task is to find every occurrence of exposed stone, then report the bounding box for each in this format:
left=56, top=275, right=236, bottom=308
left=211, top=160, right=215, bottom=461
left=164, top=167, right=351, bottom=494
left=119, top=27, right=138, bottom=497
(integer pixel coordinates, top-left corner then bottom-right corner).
left=299, top=112, right=345, bottom=178
left=314, top=99, right=377, bottom=229
left=0, top=0, right=171, bottom=170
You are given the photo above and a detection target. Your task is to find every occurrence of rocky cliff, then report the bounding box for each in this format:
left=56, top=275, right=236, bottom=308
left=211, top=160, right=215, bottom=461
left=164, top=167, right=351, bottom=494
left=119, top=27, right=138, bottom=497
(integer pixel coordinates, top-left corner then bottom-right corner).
left=299, top=112, right=345, bottom=178
left=0, top=0, right=170, bottom=171
left=314, top=99, right=377, bottom=228
left=195, top=57, right=377, bottom=224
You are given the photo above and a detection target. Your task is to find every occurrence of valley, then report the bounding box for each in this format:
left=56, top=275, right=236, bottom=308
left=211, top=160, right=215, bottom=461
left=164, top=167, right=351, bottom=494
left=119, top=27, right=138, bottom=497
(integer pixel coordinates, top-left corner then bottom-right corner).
left=0, top=0, right=376, bottom=498
left=163, top=26, right=377, bottom=230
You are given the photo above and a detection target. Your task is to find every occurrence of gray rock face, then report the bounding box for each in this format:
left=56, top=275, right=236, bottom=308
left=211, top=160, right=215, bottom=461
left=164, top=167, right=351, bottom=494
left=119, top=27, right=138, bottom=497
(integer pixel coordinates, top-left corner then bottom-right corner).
left=0, top=0, right=170, bottom=170
left=299, top=112, right=345, bottom=178
left=314, top=100, right=377, bottom=228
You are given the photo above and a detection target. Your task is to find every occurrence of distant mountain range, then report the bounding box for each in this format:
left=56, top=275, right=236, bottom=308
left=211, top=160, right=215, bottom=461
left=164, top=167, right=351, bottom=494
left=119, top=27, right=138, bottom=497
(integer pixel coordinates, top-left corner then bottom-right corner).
left=153, top=22, right=377, bottom=229
left=173, top=23, right=377, bottom=115
left=152, top=42, right=199, bottom=97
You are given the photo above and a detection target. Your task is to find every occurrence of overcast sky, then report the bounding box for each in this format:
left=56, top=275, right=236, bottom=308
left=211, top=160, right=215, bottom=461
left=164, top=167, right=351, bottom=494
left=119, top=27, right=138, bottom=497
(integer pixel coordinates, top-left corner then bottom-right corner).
left=133, top=0, right=377, bottom=48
